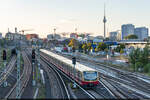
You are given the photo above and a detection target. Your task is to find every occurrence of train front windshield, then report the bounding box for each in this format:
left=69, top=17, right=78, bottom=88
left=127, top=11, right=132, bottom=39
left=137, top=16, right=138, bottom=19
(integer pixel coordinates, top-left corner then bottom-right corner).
left=83, top=71, right=97, bottom=81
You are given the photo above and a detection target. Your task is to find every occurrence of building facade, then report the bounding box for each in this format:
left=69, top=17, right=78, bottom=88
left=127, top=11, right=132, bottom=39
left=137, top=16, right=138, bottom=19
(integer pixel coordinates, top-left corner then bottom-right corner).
left=26, top=34, right=39, bottom=40
left=0, top=33, right=2, bottom=39
left=109, top=31, right=118, bottom=41
left=5, top=32, right=25, bottom=40
left=134, top=27, right=149, bottom=40
left=121, top=24, right=135, bottom=40
left=47, top=34, right=53, bottom=40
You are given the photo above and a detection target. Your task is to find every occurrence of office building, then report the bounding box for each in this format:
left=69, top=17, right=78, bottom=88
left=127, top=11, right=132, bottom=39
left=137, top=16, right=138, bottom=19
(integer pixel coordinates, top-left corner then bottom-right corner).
left=121, top=24, right=135, bottom=40
left=134, top=27, right=149, bottom=40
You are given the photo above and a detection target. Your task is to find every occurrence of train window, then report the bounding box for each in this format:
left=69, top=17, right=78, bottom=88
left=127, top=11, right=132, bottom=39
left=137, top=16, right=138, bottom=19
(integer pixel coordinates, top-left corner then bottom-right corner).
left=83, top=71, right=97, bottom=81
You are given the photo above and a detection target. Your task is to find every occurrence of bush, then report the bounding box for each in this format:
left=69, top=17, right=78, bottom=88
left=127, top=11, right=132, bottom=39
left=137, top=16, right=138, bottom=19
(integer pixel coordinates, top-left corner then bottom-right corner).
left=135, top=62, right=143, bottom=71
left=144, top=63, right=150, bottom=73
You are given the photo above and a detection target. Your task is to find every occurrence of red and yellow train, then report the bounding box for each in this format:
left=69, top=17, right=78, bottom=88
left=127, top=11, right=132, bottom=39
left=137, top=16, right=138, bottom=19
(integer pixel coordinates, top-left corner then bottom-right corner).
left=40, top=49, right=99, bottom=87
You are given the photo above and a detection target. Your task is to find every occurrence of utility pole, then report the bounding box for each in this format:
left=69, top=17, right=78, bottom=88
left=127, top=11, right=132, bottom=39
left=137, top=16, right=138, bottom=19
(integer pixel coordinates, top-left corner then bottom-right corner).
left=37, top=40, right=41, bottom=80
left=16, top=28, right=21, bottom=98
left=72, top=47, right=76, bottom=88
left=16, top=49, right=21, bottom=98
left=32, top=49, right=36, bottom=86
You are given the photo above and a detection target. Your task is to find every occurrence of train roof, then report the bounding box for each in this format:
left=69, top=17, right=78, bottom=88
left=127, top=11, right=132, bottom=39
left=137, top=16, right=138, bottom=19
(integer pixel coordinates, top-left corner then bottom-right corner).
left=40, top=49, right=96, bottom=72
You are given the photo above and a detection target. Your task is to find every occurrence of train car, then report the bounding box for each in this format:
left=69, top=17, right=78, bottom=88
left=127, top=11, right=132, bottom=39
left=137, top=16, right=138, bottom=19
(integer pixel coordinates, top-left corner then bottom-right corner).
left=40, top=49, right=99, bottom=88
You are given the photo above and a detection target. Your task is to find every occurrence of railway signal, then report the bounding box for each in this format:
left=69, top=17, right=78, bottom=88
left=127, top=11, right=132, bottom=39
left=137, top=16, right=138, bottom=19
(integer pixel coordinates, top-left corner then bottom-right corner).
left=3, top=50, right=6, bottom=61
left=2, top=50, right=7, bottom=87
left=32, top=49, right=36, bottom=86
left=72, top=57, right=76, bottom=65
left=32, top=49, right=35, bottom=61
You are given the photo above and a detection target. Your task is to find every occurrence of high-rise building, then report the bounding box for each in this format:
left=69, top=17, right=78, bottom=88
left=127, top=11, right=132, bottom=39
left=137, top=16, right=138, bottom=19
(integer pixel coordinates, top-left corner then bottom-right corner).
left=134, top=27, right=149, bottom=40
left=121, top=24, right=135, bottom=40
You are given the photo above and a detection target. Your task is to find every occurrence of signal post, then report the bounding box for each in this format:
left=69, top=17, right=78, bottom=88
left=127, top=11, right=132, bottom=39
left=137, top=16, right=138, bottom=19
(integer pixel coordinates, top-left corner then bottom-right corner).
left=3, top=50, right=7, bottom=87
left=72, top=47, right=76, bottom=88
left=32, top=49, right=36, bottom=86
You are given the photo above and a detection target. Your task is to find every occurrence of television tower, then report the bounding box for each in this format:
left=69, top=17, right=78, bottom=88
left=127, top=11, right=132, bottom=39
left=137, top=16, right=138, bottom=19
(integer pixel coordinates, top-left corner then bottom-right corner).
left=103, top=3, right=107, bottom=38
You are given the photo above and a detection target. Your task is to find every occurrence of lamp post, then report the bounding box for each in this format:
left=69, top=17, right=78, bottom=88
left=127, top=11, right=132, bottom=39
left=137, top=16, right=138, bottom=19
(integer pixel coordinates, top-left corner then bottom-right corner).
left=72, top=47, right=76, bottom=88
left=16, top=32, right=21, bottom=99
left=72, top=57, right=76, bottom=88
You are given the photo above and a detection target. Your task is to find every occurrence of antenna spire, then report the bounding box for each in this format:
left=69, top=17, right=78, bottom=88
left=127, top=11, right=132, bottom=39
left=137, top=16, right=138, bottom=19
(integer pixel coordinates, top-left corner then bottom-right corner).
left=103, top=3, right=107, bottom=38
left=104, top=3, right=106, bottom=16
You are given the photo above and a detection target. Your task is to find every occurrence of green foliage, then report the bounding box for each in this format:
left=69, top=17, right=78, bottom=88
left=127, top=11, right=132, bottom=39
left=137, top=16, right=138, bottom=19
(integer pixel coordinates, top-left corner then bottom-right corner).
left=144, top=63, right=150, bottom=73
left=97, top=42, right=107, bottom=51
left=0, top=39, right=5, bottom=47
left=104, top=48, right=108, bottom=53
left=120, top=44, right=125, bottom=49
left=78, top=34, right=85, bottom=38
left=129, top=45, right=150, bottom=72
left=82, top=43, right=87, bottom=54
left=78, top=43, right=83, bottom=52
left=120, top=49, right=124, bottom=54
left=87, top=43, right=92, bottom=52
left=135, top=62, right=143, bottom=71
left=68, top=39, right=79, bottom=49
left=115, top=44, right=125, bottom=53
left=124, top=34, right=138, bottom=39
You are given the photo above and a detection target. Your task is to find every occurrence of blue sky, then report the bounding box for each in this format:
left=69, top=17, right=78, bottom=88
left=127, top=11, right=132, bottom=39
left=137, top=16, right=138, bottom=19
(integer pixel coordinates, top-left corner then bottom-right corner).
left=0, top=0, right=150, bottom=38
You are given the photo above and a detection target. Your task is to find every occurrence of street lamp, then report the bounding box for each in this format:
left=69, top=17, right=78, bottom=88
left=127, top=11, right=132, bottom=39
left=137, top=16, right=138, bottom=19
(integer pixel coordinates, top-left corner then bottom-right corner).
left=72, top=57, right=76, bottom=88
left=72, top=47, right=76, bottom=88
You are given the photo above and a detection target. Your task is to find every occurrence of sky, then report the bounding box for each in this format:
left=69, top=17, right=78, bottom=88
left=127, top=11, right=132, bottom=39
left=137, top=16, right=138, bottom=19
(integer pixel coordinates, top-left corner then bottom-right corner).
left=0, top=0, right=150, bottom=38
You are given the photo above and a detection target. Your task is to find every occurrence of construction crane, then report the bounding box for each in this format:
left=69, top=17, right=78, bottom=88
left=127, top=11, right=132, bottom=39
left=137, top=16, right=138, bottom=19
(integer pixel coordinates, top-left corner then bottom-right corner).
left=19, top=29, right=34, bottom=35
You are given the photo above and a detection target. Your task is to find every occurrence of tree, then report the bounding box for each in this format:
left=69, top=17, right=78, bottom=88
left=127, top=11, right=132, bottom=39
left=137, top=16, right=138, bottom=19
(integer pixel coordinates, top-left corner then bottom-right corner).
left=78, top=43, right=83, bottom=52
left=144, top=63, right=150, bottom=73
left=129, top=45, right=150, bottom=72
left=120, top=44, right=125, bottom=49
left=87, top=43, right=92, bottom=52
left=0, top=39, right=4, bottom=47
left=68, top=38, right=79, bottom=49
left=78, top=34, right=85, bottom=39
left=115, top=44, right=125, bottom=53
left=125, top=34, right=138, bottom=39
left=120, top=49, right=124, bottom=54
left=97, top=42, right=107, bottom=51
left=82, top=43, right=87, bottom=54
left=104, top=48, right=108, bottom=53
left=135, top=62, right=143, bottom=72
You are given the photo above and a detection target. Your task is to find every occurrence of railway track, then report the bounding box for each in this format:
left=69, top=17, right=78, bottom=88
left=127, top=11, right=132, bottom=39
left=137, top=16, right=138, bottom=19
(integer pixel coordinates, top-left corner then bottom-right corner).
left=5, top=51, right=32, bottom=98
left=40, top=58, right=70, bottom=99
left=40, top=52, right=115, bottom=99
left=102, top=75, right=147, bottom=99
left=0, top=56, right=16, bottom=86
left=56, top=51, right=150, bottom=99
left=26, top=48, right=70, bottom=99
